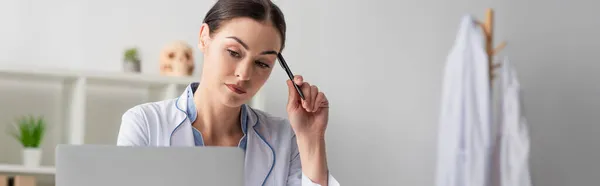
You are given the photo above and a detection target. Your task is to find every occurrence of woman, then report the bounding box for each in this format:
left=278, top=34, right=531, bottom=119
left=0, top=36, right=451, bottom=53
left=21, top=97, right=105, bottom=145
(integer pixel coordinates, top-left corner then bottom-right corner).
left=116, top=0, right=339, bottom=186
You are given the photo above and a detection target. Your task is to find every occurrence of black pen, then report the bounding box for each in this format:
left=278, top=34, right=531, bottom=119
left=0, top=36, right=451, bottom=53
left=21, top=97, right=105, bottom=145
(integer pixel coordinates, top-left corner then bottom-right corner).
left=277, top=53, right=305, bottom=100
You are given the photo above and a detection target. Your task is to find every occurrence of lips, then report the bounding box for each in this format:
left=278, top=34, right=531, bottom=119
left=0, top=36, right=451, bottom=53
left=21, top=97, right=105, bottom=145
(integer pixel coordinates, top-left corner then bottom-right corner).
left=225, top=84, right=247, bottom=94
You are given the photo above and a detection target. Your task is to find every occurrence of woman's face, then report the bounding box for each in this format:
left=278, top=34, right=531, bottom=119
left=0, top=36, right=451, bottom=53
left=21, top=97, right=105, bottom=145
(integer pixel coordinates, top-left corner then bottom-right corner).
left=198, top=17, right=282, bottom=107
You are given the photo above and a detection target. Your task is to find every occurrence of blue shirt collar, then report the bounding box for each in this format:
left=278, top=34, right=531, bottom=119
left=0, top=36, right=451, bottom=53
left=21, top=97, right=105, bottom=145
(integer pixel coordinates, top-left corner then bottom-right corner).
left=186, top=82, right=248, bottom=149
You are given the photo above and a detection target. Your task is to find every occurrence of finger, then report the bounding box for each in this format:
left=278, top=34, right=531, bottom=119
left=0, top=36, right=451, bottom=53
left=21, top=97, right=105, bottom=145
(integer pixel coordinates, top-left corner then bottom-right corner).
left=321, top=93, right=330, bottom=108
left=310, top=85, right=318, bottom=112
left=301, top=82, right=311, bottom=110
left=294, top=75, right=303, bottom=85
left=314, top=92, right=329, bottom=113
left=287, top=79, right=300, bottom=107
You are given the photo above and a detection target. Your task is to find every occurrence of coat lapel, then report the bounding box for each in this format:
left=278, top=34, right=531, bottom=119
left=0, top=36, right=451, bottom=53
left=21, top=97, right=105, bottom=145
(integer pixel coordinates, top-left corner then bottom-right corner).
left=244, top=106, right=276, bottom=186
left=168, top=86, right=194, bottom=147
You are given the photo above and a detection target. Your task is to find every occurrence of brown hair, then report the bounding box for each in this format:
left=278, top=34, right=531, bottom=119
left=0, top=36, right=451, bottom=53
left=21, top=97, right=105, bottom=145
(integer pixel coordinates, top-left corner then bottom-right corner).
left=203, top=0, right=287, bottom=50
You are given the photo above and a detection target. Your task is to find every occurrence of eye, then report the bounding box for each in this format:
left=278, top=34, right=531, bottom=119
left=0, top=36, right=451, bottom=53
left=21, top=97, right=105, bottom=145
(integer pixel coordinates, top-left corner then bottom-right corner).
left=227, top=49, right=241, bottom=58
left=168, top=52, right=174, bottom=59
left=185, top=53, right=190, bottom=60
left=255, top=60, right=270, bottom=69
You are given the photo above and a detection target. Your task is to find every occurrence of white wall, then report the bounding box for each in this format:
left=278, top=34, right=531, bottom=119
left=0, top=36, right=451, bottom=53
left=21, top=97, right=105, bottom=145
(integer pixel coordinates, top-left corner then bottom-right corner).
left=1, top=0, right=599, bottom=186
left=0, top=0, right=211, bottom=75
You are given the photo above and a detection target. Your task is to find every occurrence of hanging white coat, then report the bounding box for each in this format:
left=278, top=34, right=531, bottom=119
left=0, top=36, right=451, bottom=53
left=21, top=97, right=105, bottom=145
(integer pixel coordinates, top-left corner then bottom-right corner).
left=116, top=83, right=340, bottom=186
left=435, top=14, right=493, bottom=186
left=497, top=57, right=532, bottom=186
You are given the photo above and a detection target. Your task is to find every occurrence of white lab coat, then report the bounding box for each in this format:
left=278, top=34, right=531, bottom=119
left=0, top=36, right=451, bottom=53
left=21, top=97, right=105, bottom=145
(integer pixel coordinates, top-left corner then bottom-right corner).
left=116, top=83, right=340, bottom=186
left=496, top=57, right=532, bottom=186
left=435, top=14, right=493, bottom=186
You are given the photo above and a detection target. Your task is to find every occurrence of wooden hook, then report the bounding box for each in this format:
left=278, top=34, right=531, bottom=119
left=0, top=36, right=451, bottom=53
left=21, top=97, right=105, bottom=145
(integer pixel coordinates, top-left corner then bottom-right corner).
left=494, top=41, right=507, bottom=55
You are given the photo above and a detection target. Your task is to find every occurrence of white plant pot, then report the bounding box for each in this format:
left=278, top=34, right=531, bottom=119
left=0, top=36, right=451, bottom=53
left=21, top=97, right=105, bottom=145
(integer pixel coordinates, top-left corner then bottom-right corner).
left=123, top=60, right=141, bottom=73
left=22, top=148, right=42, bottom=167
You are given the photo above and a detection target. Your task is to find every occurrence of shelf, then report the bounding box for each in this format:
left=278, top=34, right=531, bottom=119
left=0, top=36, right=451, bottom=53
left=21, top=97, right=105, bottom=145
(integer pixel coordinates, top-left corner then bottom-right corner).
left=0, top=67, right=197, bottom=88
left=0, top=67, right=206, bottom=145
left=0, top=164, right=55, bottom=175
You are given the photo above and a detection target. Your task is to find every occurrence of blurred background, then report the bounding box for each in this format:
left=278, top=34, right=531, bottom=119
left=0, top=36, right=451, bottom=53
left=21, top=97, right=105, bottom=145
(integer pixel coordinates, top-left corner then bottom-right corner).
left=0, top=0, right=598, bottom=186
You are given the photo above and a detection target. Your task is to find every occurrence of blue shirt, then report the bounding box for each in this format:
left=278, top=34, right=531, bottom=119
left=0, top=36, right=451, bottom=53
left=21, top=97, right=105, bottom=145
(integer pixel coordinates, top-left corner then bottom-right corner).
left=186, top=82, right=248, bottom=150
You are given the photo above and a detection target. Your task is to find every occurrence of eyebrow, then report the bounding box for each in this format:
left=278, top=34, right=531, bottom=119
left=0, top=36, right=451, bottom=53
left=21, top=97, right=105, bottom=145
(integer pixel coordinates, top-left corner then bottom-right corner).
left=226, top=36, right=278, bottom=55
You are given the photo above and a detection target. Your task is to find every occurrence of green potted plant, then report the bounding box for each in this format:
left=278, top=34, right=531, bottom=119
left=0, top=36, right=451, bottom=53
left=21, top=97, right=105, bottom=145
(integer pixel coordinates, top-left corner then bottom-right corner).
left=123, top=47, right=141, bottom=73
left=8, top=115, right=46, bottom=167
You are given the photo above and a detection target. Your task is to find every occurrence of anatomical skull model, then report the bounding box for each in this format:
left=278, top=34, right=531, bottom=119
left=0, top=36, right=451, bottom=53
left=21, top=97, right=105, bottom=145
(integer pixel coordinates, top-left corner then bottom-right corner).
left=159, top=41, right=194, bottom=76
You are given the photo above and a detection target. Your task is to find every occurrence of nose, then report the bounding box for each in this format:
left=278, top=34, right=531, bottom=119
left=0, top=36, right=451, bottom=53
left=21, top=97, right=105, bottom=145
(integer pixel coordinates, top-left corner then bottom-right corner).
left=235, top=60, right=253, bottom=81
left=177, top=55, right=187, bottom=62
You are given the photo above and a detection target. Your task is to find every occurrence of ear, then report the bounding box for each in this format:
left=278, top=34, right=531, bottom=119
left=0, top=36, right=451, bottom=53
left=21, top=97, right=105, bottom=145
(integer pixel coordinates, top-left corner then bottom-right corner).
left=198, top=23, right=211, bottom=53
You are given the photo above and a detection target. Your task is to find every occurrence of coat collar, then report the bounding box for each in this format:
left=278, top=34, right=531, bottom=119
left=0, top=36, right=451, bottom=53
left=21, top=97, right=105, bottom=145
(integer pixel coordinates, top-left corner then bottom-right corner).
left=170, top=82, right=275, bottom=185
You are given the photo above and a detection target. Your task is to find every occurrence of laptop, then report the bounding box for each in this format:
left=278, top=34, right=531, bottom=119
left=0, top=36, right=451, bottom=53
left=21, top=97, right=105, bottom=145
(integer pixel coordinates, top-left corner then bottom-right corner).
left=55, top=144, right=245, bottom=186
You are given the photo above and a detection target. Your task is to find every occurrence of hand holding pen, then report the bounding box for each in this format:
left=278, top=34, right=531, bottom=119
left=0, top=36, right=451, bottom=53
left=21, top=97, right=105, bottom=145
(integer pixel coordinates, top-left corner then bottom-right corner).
left=279, top=53, right=329, bottom=137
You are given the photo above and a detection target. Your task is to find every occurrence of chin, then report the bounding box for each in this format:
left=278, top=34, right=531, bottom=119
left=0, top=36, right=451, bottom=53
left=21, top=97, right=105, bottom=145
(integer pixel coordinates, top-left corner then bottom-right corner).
left=220, top=97, right=245, bottom=107
left=218, top=91, right=251, bottom=108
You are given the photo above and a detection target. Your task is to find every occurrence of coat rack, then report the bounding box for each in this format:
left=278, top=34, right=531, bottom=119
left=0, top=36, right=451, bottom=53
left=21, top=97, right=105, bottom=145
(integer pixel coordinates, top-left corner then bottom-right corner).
left=476, top=8, right=507, bottom=85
